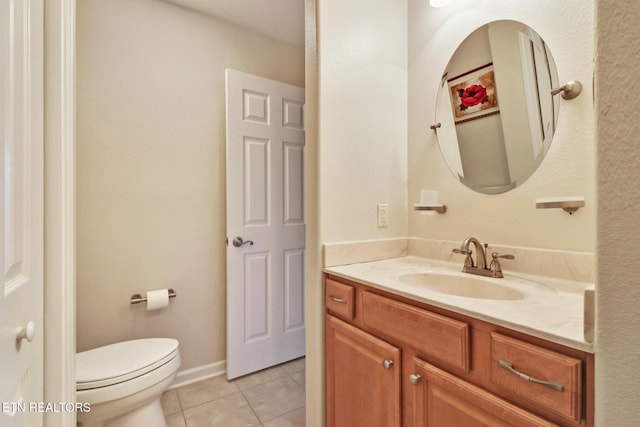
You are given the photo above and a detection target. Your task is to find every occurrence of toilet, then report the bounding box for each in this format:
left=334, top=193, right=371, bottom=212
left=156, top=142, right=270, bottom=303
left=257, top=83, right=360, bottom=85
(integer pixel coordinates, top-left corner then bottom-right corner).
left=76, top=338, right=180, bottom=427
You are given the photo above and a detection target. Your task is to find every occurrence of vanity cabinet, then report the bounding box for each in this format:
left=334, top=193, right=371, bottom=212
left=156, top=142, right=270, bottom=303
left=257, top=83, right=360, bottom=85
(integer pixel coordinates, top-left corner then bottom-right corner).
left=325, top=275, right=594, bottom=427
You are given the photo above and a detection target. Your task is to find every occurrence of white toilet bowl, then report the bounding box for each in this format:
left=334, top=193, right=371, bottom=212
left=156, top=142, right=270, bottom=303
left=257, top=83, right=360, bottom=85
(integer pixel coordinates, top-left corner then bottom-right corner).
left=76, top=338, right=180, bottom=427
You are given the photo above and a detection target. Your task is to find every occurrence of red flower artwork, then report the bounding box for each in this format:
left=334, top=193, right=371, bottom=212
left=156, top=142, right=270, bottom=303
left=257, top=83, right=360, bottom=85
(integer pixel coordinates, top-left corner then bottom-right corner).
left=448, top=65, right=499, bottom=122
left=458, top=84, right=488, bottom=110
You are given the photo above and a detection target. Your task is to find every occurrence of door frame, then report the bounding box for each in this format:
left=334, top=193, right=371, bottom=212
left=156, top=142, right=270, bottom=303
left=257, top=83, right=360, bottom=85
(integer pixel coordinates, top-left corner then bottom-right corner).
left=43, top=1, right=76, bottom=426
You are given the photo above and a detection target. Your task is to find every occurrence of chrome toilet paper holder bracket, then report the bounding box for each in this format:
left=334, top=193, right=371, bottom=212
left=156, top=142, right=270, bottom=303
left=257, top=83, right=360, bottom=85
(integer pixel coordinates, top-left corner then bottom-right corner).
left=130, top=288, right=177, bottom=305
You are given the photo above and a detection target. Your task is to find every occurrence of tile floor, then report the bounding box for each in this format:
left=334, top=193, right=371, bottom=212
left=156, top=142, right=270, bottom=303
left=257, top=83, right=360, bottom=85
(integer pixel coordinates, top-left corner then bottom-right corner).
left=161, top=357, right=306, bottom=427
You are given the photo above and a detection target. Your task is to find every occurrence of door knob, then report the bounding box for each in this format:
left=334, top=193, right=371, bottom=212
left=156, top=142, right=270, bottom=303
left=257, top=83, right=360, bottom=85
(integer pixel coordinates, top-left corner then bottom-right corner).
left=16, top=321, right=35, bottom=343
left=382, top=359, right=394, bottom=370
left=232, top=237, right=254, bottom=247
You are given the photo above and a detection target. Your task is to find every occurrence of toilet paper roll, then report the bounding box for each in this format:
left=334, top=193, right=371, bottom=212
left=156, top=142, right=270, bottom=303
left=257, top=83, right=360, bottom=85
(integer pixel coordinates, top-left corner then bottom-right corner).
left=146, top=289, right=169, bottom=311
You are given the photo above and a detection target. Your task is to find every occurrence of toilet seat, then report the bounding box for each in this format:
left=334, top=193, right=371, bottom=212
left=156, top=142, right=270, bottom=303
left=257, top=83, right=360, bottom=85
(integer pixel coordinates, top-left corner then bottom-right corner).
left=77, top=338, right=179, bottom=391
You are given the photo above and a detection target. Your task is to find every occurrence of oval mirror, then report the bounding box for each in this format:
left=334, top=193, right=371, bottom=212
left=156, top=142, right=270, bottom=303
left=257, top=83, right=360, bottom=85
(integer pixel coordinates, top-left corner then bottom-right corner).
left=435, top=20, right=560, bottom=194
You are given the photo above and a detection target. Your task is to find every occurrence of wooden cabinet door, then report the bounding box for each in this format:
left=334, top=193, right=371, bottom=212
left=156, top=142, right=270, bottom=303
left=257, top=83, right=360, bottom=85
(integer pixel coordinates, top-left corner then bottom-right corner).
left=326, top=315, right=401, bottom=427
left=409, top=357, right=559, bottom=427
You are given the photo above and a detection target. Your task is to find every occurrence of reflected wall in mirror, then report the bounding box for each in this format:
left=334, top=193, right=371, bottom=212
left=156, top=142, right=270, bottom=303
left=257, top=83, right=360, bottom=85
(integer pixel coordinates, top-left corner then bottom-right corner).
left=435, top=20, right=560, bottom=194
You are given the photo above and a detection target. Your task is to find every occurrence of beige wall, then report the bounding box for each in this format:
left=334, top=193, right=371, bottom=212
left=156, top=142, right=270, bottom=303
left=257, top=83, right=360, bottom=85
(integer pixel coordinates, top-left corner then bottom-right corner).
left=408, top=0, right=595, bottom=252
left=76, top=0, right=304, bottom=370
left=318, top=0, right=409, bottom=243
left=595, top=0, right=640, bottom=424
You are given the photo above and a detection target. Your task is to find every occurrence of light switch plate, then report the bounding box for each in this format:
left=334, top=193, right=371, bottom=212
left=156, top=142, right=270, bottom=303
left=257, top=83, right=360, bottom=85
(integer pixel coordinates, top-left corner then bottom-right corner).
left=377, top=204, right=389, bottom=228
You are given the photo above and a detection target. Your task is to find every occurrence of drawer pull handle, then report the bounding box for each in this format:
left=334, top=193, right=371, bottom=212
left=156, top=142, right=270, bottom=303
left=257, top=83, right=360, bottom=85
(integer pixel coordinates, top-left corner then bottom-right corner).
left=409, top=374, right=422, bottom=385
left=499, top=360, right=564, bottom=392
left=382, top=359, right=394, bottom=370
left=329, top=295, right=348, bottom=304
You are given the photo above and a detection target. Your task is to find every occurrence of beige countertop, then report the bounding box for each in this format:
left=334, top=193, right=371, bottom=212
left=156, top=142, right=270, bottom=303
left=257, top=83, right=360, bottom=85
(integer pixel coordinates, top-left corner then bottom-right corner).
left=324, top=255, right=593, bottom=353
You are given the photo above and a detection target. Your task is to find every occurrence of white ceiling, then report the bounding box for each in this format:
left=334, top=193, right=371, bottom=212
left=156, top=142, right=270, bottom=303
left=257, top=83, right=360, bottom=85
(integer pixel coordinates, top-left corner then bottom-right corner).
left=162, top=0, right=305, bottom=47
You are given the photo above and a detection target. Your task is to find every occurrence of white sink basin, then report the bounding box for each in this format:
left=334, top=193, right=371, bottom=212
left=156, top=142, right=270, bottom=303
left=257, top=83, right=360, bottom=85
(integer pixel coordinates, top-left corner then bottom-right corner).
left=398, top=272, right=525, bottom=300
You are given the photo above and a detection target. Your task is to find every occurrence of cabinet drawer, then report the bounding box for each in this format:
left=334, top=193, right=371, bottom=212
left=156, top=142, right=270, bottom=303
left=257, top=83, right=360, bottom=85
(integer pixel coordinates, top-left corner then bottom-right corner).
left=326, top=278, right=355, bottom=320
left=361, top=291, right=470, bottom=371
left=491, top=333, right=582, bottom=423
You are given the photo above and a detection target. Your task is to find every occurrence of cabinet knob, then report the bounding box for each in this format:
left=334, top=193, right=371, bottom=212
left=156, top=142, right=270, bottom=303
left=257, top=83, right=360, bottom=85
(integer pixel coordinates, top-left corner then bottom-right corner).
left=409, top=374, right=422, bottom=385
left=382, top=359, right=394, bottom=370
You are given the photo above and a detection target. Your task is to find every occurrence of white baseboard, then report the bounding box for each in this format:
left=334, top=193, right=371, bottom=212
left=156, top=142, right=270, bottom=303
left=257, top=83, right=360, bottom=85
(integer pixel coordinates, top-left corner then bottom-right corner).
left=168, top=360, right=227, bottom=390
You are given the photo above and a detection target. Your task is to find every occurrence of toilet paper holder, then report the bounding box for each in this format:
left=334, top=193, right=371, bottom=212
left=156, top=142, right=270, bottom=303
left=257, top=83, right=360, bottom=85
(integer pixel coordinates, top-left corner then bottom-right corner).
left=130, top=289, right=177, bottom=305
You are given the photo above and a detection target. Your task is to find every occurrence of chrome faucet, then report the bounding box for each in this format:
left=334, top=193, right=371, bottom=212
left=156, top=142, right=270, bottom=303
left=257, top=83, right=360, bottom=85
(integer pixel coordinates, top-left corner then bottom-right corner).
left=452, top=237, right=514, bottom=278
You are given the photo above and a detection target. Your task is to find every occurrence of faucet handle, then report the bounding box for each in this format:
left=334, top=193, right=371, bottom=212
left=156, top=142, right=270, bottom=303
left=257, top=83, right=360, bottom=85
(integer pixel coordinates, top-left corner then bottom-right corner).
left=452, top=248, right=474, bottom=268
left=491, top=252, right=515, bottom=260
left=452, top=248, right=472, bottom=255
left=489, top=252, right=515, bottom=278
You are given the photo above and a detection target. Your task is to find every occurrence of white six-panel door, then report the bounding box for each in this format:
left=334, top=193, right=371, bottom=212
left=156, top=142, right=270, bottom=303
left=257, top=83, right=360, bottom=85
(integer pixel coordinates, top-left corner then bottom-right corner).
left=225, top=69, right=305, bottom=379
left=0, top=0, right=44, bottom=425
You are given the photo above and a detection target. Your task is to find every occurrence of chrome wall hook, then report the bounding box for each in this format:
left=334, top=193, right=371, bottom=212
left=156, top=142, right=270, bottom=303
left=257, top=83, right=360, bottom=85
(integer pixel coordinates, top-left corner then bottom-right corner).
left=551, top=80, right=583, bottom=100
